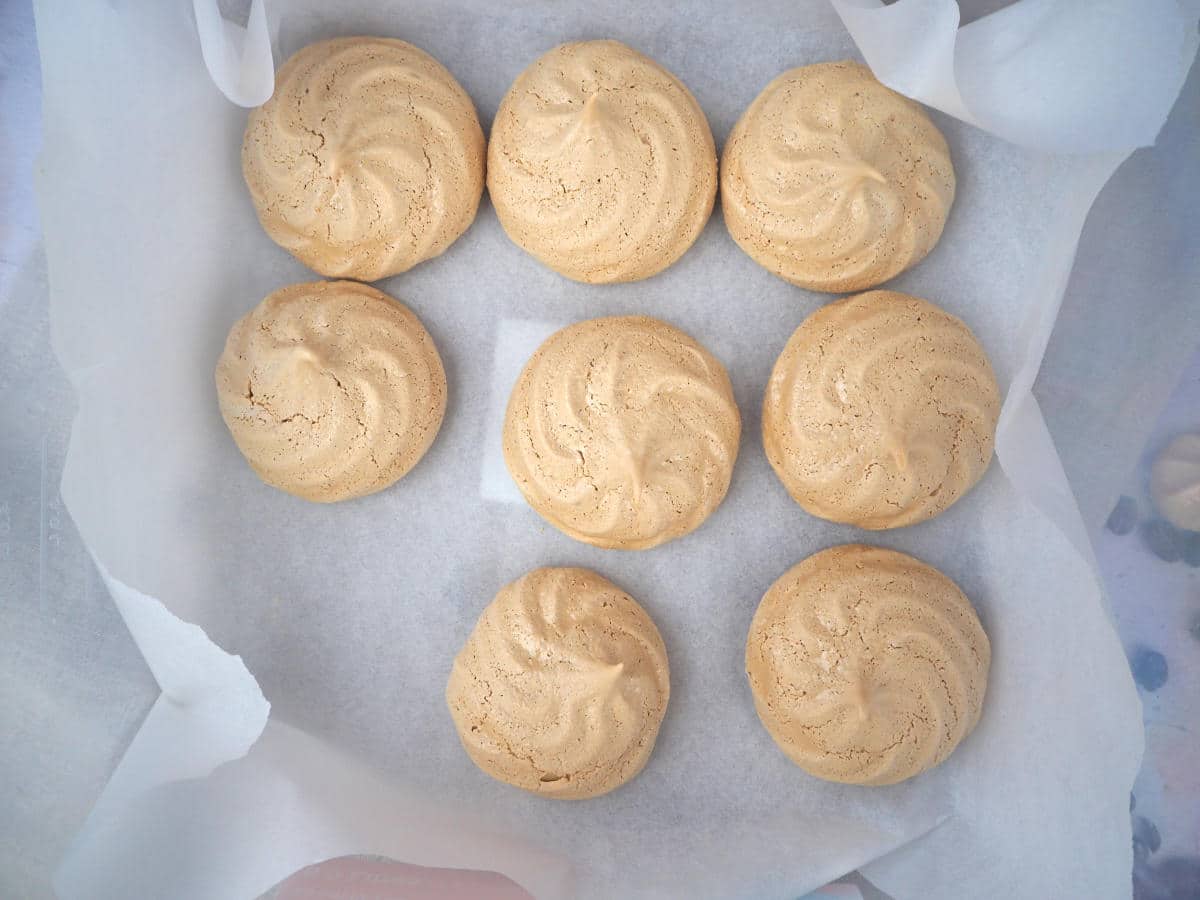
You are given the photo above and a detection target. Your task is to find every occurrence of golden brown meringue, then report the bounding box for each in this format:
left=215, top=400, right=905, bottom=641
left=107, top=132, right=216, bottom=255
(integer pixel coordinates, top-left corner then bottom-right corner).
left=503, top=316, right=740, bottom=549
left=446, top=567, right=670, bottom=799
left=1151, top=434, right=1200, bottom=531
left=242, top=37, right=485, bottom=281
left=763, top=291, right=999, bottom=529
left=488, top=40, right=717, bottom=283
left=722, top=61, right=955, bottom=293
left=746, top=544, right=990, bottom=785
left=215, top=281, right=446, bottom=502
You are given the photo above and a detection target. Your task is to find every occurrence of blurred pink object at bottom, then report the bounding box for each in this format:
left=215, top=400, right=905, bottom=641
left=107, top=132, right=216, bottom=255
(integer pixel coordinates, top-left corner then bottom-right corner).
left=273, top=856, right=535, bottom=900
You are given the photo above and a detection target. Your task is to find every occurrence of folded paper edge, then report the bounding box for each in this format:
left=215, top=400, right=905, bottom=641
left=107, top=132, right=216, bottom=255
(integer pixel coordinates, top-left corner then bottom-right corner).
left=193, top=0, right=275, bottom=107
left=832, top=0, right=1199, bottom=153
left=52, top=561, right=271, bottom=899
left=830, top=0, right=973, bottom=123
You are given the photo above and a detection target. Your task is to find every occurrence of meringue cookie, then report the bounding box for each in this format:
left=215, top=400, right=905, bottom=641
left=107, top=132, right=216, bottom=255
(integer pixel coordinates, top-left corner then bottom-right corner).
left=1151, top=434, right=1200, bottom=531
left=721, top=61, right=955, bottom=293
left=746, top=544, right=990, bottom=786
left=242, top=37, right=485, bottom=281
left=763, top=291, right=999, bottom=529
left=446, top=567, right=670, bottom=799
left=488, top=40, right=717, bottom=283
left=503, top=316, right=740, bottom=549
left=215, top=281, right=446, bottom=502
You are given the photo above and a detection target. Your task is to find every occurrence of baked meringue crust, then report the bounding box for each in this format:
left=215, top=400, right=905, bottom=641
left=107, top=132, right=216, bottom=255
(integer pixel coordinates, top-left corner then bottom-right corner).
left=488, top=40, right=717, bottom=283
left=503, top=316, right=741, bottom=549
left=763, top=291, right=999, bottom=529
left=242, top=37, right=485, bottom=281
left=721, top=61, right=955, bottom=293
left=446, top=567, right=670, bottom=799
left=215, top=280, right=446, bottom=502
left=746, top=544, right=989, bottom=786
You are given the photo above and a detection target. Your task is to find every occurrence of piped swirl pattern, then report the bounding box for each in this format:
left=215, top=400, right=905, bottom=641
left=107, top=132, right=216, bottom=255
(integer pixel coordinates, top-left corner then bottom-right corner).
left=215, top=281, right=446, bottom=502
left=446, top=567, right=670, bottom=799
left=746, top=545, right=989, bottom=785
left=763, top=291, right=999, bottom=529
left=242, top=37, right=485, bottom=281
left=503, top=317, right=741, bottom=549
left=488, top=40, right=717, bottom=283
left=721, top=61, right=955, bottom=293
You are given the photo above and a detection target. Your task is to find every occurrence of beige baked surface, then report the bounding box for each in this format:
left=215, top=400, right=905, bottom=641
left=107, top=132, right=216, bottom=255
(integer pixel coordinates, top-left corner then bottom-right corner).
left=446, top=567, right=670, bottom=799
left=487, top=40, right=717, bottom=283
left=503, top=316, right=740, bottom=549
left=1151, top=434, right=1200, bottom=531
left=763, top=290, right=999, bottom=529
left=215, top=280, right=446, bottom=502
left=242, top=37, right=485, bottom=281
left=746, top=544, right=989, bottom=786
left=721, top=61, right=955, bottom=293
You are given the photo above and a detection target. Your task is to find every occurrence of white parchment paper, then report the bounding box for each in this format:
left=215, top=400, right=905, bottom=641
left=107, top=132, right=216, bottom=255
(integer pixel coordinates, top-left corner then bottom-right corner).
left=36, top=1, right=1197, bottom=898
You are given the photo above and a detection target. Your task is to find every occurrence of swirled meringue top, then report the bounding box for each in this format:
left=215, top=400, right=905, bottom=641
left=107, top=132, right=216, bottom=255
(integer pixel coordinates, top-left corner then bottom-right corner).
left=746, top=544, right=989, bottom=786
left=487, top=40, right=717, bottom=283
left=242, top=37, right=485, bottom=281
left=763, top=291, right=999, bottom=529
left=446, top=567, right=670, bottom=799
left=503, top=316, right=741, bottom=549
left=721, top=61, right=955, bottom=293
left=215, top=281, right=446, bottom=502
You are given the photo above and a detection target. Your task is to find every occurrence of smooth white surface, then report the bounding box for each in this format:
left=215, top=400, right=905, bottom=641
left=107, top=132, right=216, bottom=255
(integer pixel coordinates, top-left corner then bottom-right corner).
left=14, top=1, right=1195, bottom=900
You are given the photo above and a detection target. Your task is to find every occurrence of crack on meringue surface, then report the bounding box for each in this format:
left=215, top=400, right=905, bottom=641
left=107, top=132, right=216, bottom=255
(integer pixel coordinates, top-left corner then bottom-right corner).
left=746, top=545, right=989, bottom=786
left=721, top=61, right=955, bottom=293
left=214, top=281, right=446, bottom=502
left=762, top=290, right=999, bottom=529
left=488, top=40, right=717, bottom=284
left=503, top=316, right=741, bottom=549
left=446, top=567, right=670, bottom=799
left=242, top=37, right=485, bottom=281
